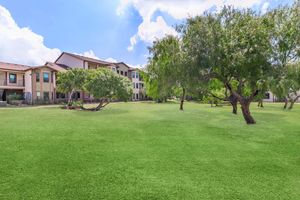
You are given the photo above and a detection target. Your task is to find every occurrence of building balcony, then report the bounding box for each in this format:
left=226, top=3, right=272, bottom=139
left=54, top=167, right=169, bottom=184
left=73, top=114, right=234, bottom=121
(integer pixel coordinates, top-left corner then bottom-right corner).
left=0, top=79, right=25, bottom=89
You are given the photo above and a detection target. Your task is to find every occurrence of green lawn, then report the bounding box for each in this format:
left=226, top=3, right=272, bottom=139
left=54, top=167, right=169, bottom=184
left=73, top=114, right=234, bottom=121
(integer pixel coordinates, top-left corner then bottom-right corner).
left=0, top=102, right=300, bottom=200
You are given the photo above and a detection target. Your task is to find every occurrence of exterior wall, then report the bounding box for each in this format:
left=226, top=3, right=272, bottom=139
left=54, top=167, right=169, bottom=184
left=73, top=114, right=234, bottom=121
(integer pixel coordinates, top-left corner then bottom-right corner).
left=263, top=91, right=276, bottom=102
left=56, top=54, right=84, bottom=69
left=130, top=70, right=145, bottom=101
left=0, top=71, right=5, bottom=86
left=31, top=67, right=57, bottom=104
left=24, top=70, right=32, bottom=102
left=116, top=64, right=129, bottom=78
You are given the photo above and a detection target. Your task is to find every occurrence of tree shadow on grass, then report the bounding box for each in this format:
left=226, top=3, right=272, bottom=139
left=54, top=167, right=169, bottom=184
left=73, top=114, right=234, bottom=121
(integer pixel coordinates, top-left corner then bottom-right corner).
left=70, top=107, right=130, bottom=117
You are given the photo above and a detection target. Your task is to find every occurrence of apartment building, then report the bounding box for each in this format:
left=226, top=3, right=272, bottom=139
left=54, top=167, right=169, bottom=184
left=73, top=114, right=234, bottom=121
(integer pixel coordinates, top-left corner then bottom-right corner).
left=0, top=61, right=67, bottom=104
left=130, top=68, right=146, bottom=101
left=0, top=52, right=145, bottom=104
left=55, top=52, right=145, bottom=101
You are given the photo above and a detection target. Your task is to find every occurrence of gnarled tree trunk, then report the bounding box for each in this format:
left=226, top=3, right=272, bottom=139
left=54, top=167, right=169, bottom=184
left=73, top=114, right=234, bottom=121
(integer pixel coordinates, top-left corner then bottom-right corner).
left=82, top=98, right=110, bottom=111
left=289, top=95, right=300, bottom=110
left=228, top=94, right=238, bottom=114
left=180, top=88, right=186, bottom=111
left=240, top=100, right=256, bottom=124
left=283, top=98, right=288, bottom=109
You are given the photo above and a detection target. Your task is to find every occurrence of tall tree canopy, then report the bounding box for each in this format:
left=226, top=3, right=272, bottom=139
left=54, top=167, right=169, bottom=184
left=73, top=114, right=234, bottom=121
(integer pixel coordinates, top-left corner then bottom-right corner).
left=268, top=1, right=300, bottom=109
left=146, top=35, right=192, bottom=110
left=184, top=7, right=272, bottom=124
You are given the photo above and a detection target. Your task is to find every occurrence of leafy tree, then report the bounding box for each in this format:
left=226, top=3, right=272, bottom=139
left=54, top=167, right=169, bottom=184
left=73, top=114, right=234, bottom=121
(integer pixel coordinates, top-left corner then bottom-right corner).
left=141, top=70, right=172, bottom=103
left=184, top=7, right=272, bottom=124
left=268, top=1, right=300, bottom=108
left=271, top=63, right=300, bottom=110
left=56, top=69, right=87, bottom=106
left=84, top=68, right=132, bottom=111
left=147, top=35, right=192, bottom=110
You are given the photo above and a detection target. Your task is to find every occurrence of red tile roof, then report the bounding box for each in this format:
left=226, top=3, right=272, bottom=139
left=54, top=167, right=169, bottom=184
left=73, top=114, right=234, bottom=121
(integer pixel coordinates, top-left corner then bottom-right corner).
left=0, top=61, right=30, bottom=72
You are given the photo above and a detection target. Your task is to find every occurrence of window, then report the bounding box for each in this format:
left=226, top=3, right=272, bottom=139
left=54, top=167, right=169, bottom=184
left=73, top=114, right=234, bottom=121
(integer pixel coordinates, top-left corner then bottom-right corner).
left=265, top=92, right=270, bottom=99
left=44, top=92, right=49, bottom=100
left=132, top=72, right=135, bottom=78
left=125, top=72, right=128, bottom=76
left=121, top=71, right=124, bottom=75
left=9, top=73, right=17, bottom=83
left=72, top=92, right=81, bottom=100
left=136, top=73, right=139, bottom=79
left=136, top=93, right=139, bottom=100
left=35, top=72, right=40, bottom=82
left=56, top=93, right=66, bottom=99
left=117, top=70, right=119, bottom=74
left=136, top=83, right=139, bottom=89
left=43, top=72, right=49, bottom=83
left=36, top=72, right=40, bottom=82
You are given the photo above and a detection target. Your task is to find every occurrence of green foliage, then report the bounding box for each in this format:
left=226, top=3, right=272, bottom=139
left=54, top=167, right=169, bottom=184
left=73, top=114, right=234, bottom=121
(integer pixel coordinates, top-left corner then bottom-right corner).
left=7, top=93, right=22, bottom=101
left=56, top=68, right=87, bottom=94
left=85, top=68, right=133, bottom=102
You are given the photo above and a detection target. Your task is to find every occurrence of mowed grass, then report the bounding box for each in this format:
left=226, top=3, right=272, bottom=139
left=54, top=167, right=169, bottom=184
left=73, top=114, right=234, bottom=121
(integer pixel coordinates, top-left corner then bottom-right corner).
left=0, top=102, right=300, bottom=200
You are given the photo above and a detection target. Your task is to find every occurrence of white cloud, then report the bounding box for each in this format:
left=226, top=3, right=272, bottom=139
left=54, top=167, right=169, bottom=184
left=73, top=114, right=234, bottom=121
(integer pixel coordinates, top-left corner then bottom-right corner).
left=0, top=5, right=61, bottom=66
left=117, top=0, right=265, bottom=51
left=128, top=16, right=178, bottom=51
left=105, top=57, right=118, bottom=63
left=128, top=63, right=145, bottom=69
left=75, top=51, right=120, bottom=63
left=261, top=2, right=270, bottom=14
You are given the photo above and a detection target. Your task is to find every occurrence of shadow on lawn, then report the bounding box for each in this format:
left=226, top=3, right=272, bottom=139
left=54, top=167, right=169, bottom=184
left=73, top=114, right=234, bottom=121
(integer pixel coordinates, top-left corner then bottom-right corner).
left=70, top=107, right=130, bottom=116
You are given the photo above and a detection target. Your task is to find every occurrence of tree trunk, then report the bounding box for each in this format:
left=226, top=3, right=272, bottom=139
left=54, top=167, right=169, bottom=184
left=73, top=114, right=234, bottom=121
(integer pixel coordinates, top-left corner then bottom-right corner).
left=257, top=100, right=264, bottom=108
left=180, top=88, right=186, bottom=111
left=228, top=94, right=238, bottom=115
left=68, top=90, right=75, bottom=107
left=288, top=95, right=300, bottom=110
left=82, top=98, right=110, bottom=111
left=240, top=101, right=256, bottom=124
left=283, top=98, right=288, bottom=109
left=289, top=100, right=295, bottom=110
left=231, top=101, right=238, bottom=114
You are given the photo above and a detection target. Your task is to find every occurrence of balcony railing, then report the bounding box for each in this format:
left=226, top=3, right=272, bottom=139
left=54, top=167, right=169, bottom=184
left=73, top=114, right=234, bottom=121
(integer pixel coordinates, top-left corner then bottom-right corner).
left=0, top=79, right=25, bottom=87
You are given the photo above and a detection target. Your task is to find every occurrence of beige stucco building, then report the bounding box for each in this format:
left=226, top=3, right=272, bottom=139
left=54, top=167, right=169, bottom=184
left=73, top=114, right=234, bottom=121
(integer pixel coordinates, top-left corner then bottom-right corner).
left=0, top=61, right=67, bottom=104
left=0, top=52, right=145, bottom=104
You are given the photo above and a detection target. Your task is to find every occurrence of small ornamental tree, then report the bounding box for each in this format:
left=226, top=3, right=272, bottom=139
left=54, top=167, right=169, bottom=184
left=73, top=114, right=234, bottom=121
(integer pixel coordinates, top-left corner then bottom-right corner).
left=56, top=69, right=87, bottom=106
left=84, top=68, right=133, bottom=111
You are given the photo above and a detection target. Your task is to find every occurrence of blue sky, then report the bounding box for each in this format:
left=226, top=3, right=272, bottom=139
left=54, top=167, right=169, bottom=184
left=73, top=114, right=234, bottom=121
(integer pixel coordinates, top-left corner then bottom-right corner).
left=0, top=0, right=294, bottom=67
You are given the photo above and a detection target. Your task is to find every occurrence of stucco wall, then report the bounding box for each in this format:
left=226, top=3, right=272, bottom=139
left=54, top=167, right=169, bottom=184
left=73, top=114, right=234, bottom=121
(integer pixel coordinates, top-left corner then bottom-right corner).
left=24, top=70, right=32, bottom=93
left=0, top=71, right=5, bottom=85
